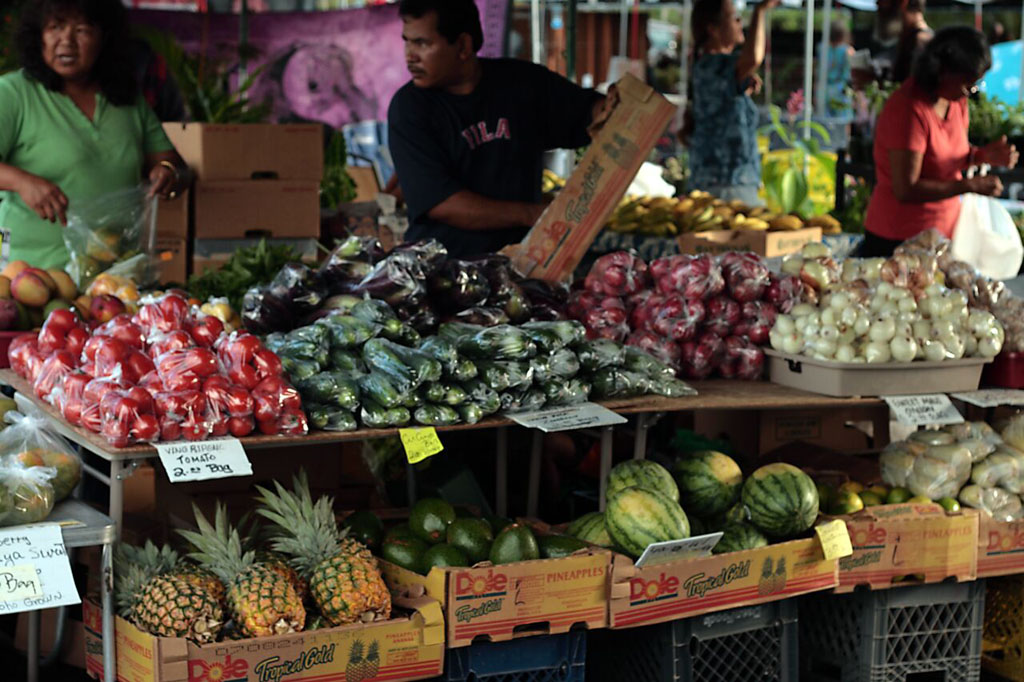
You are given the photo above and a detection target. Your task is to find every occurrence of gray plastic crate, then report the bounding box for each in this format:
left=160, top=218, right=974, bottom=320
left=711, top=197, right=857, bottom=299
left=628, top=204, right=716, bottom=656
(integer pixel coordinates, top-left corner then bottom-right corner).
left=586, top=600, right=798, bottom=682
left=800, top=581, right=985, bottom=682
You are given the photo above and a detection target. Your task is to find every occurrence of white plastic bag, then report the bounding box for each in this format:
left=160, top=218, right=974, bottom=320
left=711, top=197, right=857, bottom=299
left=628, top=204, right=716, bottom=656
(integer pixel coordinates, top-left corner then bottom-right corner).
left=951, top=175, right=1024, bottom=279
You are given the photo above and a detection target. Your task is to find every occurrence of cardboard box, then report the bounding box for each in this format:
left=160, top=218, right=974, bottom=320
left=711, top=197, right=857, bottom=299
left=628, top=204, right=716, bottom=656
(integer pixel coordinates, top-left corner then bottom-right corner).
left=834, top=503, right=978, bottom=591
left=193, top=180, right=321, bottom=239
left=678, top=227, right=822, bottom=258
left=977, top=514, right=1024, bottom=578
left=164, top=123, right=323, bottom=181
left=510, top=74, right=675, bottom=281
left=83, top=596, right=444, bottom=682
left=155, top=189, right=189, bottom=240
left=694, top=407, right=886, bottom=457
left=154, top=237, right=187, bottom=284
left=606, top=538, right=837, bottom=629
left=192, top=237, right=319, bottom=275
left=380, top=522, right=610, bottom=648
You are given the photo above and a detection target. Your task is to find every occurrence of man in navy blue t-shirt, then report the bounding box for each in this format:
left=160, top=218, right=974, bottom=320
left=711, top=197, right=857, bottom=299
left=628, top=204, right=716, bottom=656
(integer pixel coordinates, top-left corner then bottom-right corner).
left=388, top=0, right=608, bottom=258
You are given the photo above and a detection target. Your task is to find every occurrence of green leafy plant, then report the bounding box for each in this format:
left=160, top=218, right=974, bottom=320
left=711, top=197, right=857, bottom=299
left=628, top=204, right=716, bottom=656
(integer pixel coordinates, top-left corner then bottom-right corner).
left=137, top=26, right=270, bottom=124
left=759, top=94, right=836, bottom=217
left=968, top=91, right=1024, bottom=145
left=187, top=238, right=298, bottom=311
left=320, top=130, right=357, bottom=209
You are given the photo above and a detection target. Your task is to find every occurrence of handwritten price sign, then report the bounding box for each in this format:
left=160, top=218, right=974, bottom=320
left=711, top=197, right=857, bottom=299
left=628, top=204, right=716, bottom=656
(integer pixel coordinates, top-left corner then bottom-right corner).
left=156, top=439, right=252, bottom=483
left=399, top=427, right=444, bottom=464
left=883, top=394, right=964, bottom=426
left=0, top=524, right=78, bottom=615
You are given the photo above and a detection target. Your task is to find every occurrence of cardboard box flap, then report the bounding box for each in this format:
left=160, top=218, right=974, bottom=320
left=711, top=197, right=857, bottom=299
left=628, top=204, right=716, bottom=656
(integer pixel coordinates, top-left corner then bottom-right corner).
left=616, top=73, right=657, bottom=103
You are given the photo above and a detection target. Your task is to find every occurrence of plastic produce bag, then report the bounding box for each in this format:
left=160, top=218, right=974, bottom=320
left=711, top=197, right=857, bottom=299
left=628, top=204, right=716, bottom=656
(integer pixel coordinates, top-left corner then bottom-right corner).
left=540, top=378, right=591, bottom=406
left=590, top=367, right=652, bottom=399
left=576, top=339, right=627, bottom=372
left=305, top=404, right=358, bottom=431
left=0, top=456, right=56, bottom=526
left=476, top=360, right=534, bottom=393
left=520, top=320, right=586, bottom=351
left=452, top=307, right=510, bottom=327
left=959, top=484, right=1024, bottom=522
left=623, top=346, right=677, bottom=381
left=414, top=404, right=460, bottom=426
left=584, top=251, right=649, bottom=297
left=0, top=407, right=81, bottom=502
left=360, top=400, right=411, bottom=428
left=63, top=185, right=157, bottom=288
left=457, top=325, right=537, bottom=361
left=316, top=315, right=379, bottom=350
left=461, top=379, right=501, bottom=415
left=1003, top=415, right=1024, bottom=452
left=880, top=440, right=971, bottom=500
left=428, top=260, right=491, bottom=313
left=499, top=387, right=547, bottom=413
left=268, top=263, right=328, bottom=316
left=951, top=189, right=1024, bottom=280
left=297, top=371, right=360, bottom=411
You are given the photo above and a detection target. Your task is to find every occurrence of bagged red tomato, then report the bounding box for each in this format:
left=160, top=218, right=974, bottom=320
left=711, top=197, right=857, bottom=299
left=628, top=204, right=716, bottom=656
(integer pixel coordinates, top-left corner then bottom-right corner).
left=94, top=315, right=145, bottom=350
left=134, top=293, right=189, bottom=337
left=38, top=309, right=86, bottom=357
left=10, top=336, right=46, bottom=383
left=583, top=300, right=629, bottom=342
left=584, top=251, right=648, bottom=297
left=681, top=332, right=726, bottom=380
left=626, top=330, right=681, bottom=369
left=83, top=376, right=133, bottom=405
left=252, top=376, right=306, bottom=436
left=53, top=371, right=91, bottom=427
left=32, top=350, right=78, bottom=403
left=765, top=273, right=804, bottom=313
left=734, top=301, right=778, bottom=346
left=184, top=310, right=225, bottom=348
left=148, top=330, right=195, bottom=358
left=648, top=295, right=705, bottom=342
left=720, top=252, right=770, bottom=303
left=91, top=337, right=133, bottom=380
left=154, top=389, right=210, bottom=441
left=203, top=375, right=254, bottom=438
left=652, top=255, right=725, bottom=300
left=155, top=348, right=219, bottom=392
left=99, top=389, right=158, bottom=447
left=216, top=332, right=283, bottom=389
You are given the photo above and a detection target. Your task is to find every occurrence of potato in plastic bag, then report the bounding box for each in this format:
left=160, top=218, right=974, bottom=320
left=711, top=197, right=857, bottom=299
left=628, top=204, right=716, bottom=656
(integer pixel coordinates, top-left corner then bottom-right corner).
left=996, top=447, right=1024, bottom=494
left=0, top=456, right=57, bottom=526
left=880, top=441, right=928, bottom=489
left=945, top=421, right=1003, bottom=448
left=972, top=451, right=1020, bottom=488
left=1003, top=414, right=1024, bottom=452
left=0, top=408, right=81, bottom=502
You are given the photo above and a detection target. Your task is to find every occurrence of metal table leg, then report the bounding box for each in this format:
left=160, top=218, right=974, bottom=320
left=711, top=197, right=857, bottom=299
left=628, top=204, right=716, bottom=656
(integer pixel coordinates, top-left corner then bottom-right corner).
left=406, top=461, right=417, bottom=506
left=102, top=541, right=115, bottom=682
left=108, top=459, right=125, bottom=537
left=495, top=428, right=508, bottom=518
left=526, top=431, right=543, bottom=518
left=598, top=428, right=613, bottom=511
left=26, top=609, right=39, bottom=682
left=633, top=413, right=651, bottom=460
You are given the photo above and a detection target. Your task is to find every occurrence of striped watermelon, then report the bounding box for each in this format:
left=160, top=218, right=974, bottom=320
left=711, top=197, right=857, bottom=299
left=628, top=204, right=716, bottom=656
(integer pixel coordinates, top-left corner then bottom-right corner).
left=567, top=512, right=615, bottom=548
left=712, top=522, right=768, bottom=554
left=741, top=463, right=819, bottom=537
left=673, top=451, right=743, bottom=518
left=605, top=486, right=690, bottom=558
left=606, top=460, right=679, bottom=502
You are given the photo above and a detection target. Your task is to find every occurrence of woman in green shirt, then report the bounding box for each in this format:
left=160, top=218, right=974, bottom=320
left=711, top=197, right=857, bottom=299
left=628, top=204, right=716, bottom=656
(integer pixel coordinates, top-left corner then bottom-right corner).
left=0, top=0, right=186, bottom=269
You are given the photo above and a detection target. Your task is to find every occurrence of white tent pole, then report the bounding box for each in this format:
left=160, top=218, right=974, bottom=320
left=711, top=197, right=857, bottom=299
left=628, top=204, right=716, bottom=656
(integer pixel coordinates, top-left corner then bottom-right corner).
left=531, top=0, right=543, bottom=64
left=803, top=0, right=814, bottom=141
left=816, top=0, right=833, bottom=116
left=679, top=0, right=693, bottom=120
left=765, top=11, right=772, bottom=105
left=1020, top=0, right=1024, bottom=104
left=619, top=0, right=629, bottom=56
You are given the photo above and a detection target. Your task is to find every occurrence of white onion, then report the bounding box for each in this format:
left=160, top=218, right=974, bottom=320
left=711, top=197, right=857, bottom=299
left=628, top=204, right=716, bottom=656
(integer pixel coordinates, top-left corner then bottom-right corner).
left=924, top=283, right=945, bottom=298
left=890, top=335, right=918, bottom=363
left=837, top=327, right=857, bottom=346
left=791, top=303, right=816, bottom=318
left=781, top=255, right=803, bottom=276
left=840, top=306, right=860, bottom=326
left=894, top=321, right=913, bottom=339
left=922, top=340, right=948, bottom=362
left=821, top=307, right=838, bottom=327
left=939, top=332, right=965, bottom=359
left=913, top=320, right=931, bottom=342
left=812, top=338, right=838, bottom=358
left=854, top=315, right=871, bottom=337
left=898, top=296, right=918, bottom=313
left=782, top=333, right=803, bottom=354
left=861, top=259, right=884, bottom=281
left=876, top=281, right=894, bottom=297
left=830, top=292, right=851, bottom=310
left=978, top=335, right=1003, bottom=358
left=774, top=314, right=795, bottom=335
left=868, top=316, right=896, bottom=343
left=841, top=261, right=860, bottom=283
left=795, top=316, right=809, bottom=333
left=804, top=323, right=821, bottom=339
left=870, top=295, right=887, bottom=313
left=820, top=324, right=840, bottom=341
left=968, top=310, right=997, bottom=338
left=835, top=344, right=857, bottom=362
left=770, top=329, right=785, bottom=351
left=865, top=341, right=892, bottom=363
left=930, top=320, right=956, bottom=340
left=961, top=332, right=978, bottom=356
left=806, top=311, right=821, bottom=328
left=889, top=287, right=912, bottom=301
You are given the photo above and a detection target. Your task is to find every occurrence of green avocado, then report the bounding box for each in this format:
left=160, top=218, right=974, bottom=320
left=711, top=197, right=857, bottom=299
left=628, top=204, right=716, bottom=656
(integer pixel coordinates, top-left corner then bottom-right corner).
left=489, top=524, right=540, bottom=565
left=409, top=498, right=456, bottom=544
left=341, top=511, right=385, bottom=550
left=380, top=537, right=428, bottom=574
left=421, top=544, right=469, bottom=572
left=538, top=535, right=588, bottom=559
left=446, top=518, right=493, bottom=564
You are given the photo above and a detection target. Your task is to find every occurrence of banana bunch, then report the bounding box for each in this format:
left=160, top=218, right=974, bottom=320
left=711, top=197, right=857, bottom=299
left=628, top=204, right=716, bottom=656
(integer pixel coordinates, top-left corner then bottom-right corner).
left=607, top=195, right=679, bottom=236
left=802, top=214, right=843, bottom=235
left=541, top=169, right=565, bottom=194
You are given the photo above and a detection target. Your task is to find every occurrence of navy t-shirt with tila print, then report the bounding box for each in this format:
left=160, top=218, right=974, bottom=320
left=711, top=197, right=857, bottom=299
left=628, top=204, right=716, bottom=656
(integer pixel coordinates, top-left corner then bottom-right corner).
left=388, top=58, right=602, bottom=258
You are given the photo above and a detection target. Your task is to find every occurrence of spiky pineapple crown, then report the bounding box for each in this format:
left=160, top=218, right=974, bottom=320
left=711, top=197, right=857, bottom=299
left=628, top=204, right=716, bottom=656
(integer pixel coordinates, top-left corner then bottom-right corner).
left=178, top=503, right=258, bottom=586
left=113, top=540, right=180, bottom=618
left=254, top=471, right=341, bottom=579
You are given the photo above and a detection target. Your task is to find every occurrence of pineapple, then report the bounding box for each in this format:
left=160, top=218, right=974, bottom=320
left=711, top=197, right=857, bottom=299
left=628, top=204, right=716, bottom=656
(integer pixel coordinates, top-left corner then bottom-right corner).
left=179, top=503, right=306, bottom=638
left=346, top=640, right=365, bottom=682
left=256, top=550, right=309, bottom=600
left=171, top=561, right=227, bottom=606
left=114, top=541, right=223, bottom=644
left=255, top=472, right=391, bottom=626
left=364, top=640, right=380, bottom=678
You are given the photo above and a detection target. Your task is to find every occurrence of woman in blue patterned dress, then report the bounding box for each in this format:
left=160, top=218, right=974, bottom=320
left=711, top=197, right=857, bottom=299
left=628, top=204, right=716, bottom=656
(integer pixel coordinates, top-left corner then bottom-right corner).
left=687, top=0, right=778, bottom=205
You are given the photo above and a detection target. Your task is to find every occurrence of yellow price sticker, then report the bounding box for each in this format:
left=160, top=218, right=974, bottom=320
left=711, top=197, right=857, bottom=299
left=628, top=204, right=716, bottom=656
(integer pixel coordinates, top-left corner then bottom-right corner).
left=399, top=427, right=444, bottom=464
left=815, top=519, right=853, bottom=560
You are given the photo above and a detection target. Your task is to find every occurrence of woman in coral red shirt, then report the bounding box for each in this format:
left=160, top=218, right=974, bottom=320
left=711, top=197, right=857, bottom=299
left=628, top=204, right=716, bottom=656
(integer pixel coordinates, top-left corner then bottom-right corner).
left=863, top=27, right=1018, bottom=257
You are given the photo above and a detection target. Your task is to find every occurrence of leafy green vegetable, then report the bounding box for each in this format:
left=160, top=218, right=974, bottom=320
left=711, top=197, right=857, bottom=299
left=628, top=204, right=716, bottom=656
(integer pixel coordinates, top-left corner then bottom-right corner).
left=187, top=239, right=299, bottom=310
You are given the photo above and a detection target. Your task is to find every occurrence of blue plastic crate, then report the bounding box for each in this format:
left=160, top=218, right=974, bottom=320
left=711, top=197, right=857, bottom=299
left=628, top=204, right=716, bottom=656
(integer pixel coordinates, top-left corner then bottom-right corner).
left=800, top=581, right=985, bottom=682
left=587, top=600, right=798, bottom=682
left=437, top=630, right=586, bottom=682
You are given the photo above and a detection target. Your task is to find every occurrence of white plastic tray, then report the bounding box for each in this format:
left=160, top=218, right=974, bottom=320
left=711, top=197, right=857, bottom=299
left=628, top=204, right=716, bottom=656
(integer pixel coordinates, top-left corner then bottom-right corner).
left=764, top=349, right=990, bottom=397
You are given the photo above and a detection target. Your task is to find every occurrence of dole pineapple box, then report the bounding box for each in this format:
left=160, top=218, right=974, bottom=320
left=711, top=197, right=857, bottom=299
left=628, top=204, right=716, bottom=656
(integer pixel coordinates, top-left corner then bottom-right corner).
left=378, top=521, right=610, bottom=648
left=82, top=596, right=444, bottom=682
left=831, top=503, right=979, bottom=591
left=976, top=513, right=1024, bottom=578
left=606, top=538, right=838, bottom=629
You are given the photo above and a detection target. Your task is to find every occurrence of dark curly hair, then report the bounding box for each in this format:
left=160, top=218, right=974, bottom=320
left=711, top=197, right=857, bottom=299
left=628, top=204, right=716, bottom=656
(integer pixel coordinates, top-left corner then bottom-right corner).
left=913, top=26, right=991, bottom=96
left=15, top=0, right=137, bottom=106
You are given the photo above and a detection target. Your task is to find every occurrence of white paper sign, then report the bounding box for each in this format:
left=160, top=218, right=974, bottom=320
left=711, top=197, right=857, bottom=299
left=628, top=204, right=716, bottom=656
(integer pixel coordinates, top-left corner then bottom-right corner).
left=951, top=389, right=1024, bottom=408
left=635, top=532, right=723, bottom=568
left=156, top=438, right=252, bottom=483
left=883, top=394, right=964, bottom=426
left=508, top=403, right=627, bottom=433
left=0, top=524, right=78, bottom=614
